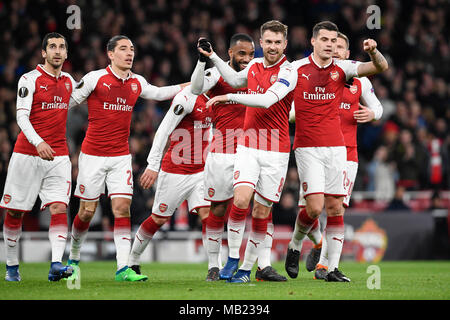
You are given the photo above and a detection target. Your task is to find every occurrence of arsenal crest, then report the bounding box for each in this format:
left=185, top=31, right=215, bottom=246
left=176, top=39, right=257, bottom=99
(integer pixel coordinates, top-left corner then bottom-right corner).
left=349, top=85, right=358, bottom=94
left=79, top=184, right=85, bottom=194
left=65, top=82, right=71, bottom=92
left=3, top=194, right=11, bottom=204
left=159, top=203, right=168, bottom=213
left=131, top=83, right=138, bottom=93
left=208, top=188, right=215, bottom=198
left=330, top=71, right=339, bottom=81
left=270, top=74, right=278, bottom=84
left=302, top=182, right=308, bottom=192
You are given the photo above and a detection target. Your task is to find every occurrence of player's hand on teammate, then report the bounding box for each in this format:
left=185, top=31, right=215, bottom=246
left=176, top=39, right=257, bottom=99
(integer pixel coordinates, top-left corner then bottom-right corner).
left=206, top=95, right=228, bottom=108
left=363, top=39, right=377, bottom=54
left=36, top=141, right=56, bottom=161
left=197, top=38, right=213, bottom=62
left=354, top=104, right=375, bottom=123
left=140, top=168, right=158, bottom=189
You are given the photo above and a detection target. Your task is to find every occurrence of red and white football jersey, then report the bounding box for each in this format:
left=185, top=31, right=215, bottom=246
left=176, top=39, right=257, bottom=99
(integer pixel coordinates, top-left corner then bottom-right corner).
left=201, top=67, right=247, bottom=154
left=71, top=65, right=181, bottom=157
left=147, top=87, right=212, bottom=175
left=14, top=65, right=76, bottom=156
left=292, top=55, right=360, bottom=149
left=240, top=56, right=295, bottom=153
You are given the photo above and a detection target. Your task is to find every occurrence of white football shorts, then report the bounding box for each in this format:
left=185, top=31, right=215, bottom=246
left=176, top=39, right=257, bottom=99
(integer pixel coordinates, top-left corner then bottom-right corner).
left=233, top=145, right=289, bottom=205
left=152, top=170, right=210, bottom=217
left=295, top=146, right=347, bottom=206
left=0, top=153, right=71, bottom=211
left=74, top=152, right=133, bottom=201
left=203, top=151, right=236, bottom=202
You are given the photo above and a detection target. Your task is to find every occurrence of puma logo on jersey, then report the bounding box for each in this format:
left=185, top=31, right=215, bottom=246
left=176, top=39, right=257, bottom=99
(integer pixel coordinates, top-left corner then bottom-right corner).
left=57, top=235, right=67, bottom=240
left=136, top=235, right=144, bottom=244
left=122, top=237, right=132, bottom=242
left=196, top=108, right=203, bottom=112
left=229, top=228, right=240, bottom=234
left=302, top=73, right=311, bottom=80
left=251, top=71, right=258, bottom=77
left=208, top=237, right=219, bottom=243
left=103, top=83, right=112, bottom=90
left=40, top=85, right=48, bottom=91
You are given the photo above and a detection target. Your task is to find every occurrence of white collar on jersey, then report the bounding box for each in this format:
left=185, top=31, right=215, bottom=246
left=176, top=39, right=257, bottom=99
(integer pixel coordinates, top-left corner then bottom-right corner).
left=107, top=65, right=133, bottom=81
left=38, top=64, right=63, bottom=79
left=263, top=54, right=286, bottom=68
left=310, top=54, right=333, bottom=69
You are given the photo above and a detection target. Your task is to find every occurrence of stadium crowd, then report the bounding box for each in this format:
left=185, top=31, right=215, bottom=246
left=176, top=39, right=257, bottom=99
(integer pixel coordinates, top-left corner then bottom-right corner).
left=0, top=0, right=449, bottom=231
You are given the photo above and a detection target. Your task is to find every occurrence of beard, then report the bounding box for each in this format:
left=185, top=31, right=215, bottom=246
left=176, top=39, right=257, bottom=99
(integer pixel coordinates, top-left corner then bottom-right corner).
left=231, top=58, right=242, bottom=72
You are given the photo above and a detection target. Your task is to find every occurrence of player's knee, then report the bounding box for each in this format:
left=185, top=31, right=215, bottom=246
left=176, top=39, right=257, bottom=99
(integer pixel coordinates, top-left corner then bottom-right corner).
left=78, top=201, right=97, bottom=222
left=48, top=203, right=67, bottom=215
left=233, top=194, right=251, bottom=209
left=7, top=209, right=24, bottom=219
left=151, top=214, right=169, bottom=227
left=306, top=206, right=322, bottom=219
left=210, top=202, right=227, bottom=217
left=111, top=198, right=131, bottom=218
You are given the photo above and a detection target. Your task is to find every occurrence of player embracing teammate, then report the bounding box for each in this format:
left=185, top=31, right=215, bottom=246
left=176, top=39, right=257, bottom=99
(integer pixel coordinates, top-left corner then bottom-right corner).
left=201, top=20, right=388, bottom=282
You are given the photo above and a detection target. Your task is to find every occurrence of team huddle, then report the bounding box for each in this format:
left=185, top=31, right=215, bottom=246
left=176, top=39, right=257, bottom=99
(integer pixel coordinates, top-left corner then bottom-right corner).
left=1, top=19, right=387, bottom=283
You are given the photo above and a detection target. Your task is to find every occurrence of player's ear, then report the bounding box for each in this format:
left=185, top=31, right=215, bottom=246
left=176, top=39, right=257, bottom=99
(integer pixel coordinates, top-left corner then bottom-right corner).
left=310, top=37, right=315, bottom=47
left=228, top=48, right=233, bottom=60
left=107, top=50, right=114, bottom=61
left=42, top=49, right=47, bottom=59
left=346, top=50, right=350, bottom=60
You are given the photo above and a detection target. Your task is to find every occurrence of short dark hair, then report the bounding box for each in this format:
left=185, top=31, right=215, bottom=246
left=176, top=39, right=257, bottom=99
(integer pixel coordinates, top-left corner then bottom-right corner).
left=107, top=35, right=132, bottom=52
left=260, top=20, right=288, bottom=39
left=337, top=32, right=350, bottom=49
left=42, top=32, right=68, bottom=51
left=312, top=21, right=339, bottom=38
left=229, top=33, right=254, bottom=48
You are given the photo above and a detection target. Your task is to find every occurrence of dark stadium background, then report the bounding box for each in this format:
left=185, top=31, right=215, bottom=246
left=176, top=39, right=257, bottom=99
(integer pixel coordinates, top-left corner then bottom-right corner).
left=0, top=0, right=448, bottom=260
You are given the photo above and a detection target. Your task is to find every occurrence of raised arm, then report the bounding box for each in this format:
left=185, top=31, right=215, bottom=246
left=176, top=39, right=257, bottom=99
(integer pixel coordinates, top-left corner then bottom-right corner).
left=197, top=39, right=248, bottom=88
left=206, top=63, right=297, bottom=109
left=139, top=76, right=188, bottom=101
left=356, top=39, right=389, bottom=77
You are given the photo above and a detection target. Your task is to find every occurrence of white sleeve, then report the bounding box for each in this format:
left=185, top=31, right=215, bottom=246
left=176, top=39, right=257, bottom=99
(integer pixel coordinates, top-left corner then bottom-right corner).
left=71, top=71, right=97, bottom=105
left=227, top=63, right=298, bottom=108
left=146, top=90, right=195, bottom=171
left=66, top=74, right=80, bottom=110
left=138, top=75, right=181, bottom=101
left=289, top=101, right=296, bottom=123
left=15, top=76, right=43, bottom=147
left=359, top=77, right=383, bottom=121
left=190, top=61, right=220, bottom=95
left=209, top=52, right=248, bottom=88
left=336, top=59, right=362, bottom=81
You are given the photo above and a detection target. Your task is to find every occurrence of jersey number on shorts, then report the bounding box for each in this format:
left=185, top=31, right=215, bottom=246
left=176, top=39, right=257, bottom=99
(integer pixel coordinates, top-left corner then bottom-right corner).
left=126, top=170, right=133, bottom=186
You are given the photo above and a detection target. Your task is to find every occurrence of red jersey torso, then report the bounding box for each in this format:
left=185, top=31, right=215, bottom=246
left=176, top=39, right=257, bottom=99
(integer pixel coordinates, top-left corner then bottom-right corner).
left=292, top=55, right=360, bottom=149
left=241, top=56, right=294, bottom=153
left=161, top=94, right=212, bottom=174
left=14, top=65, right=74, bottom=156
left=207, top=75, right=247, bottom=154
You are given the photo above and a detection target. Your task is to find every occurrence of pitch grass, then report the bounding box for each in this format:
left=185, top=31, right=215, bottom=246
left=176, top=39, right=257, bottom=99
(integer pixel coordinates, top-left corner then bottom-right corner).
left=0, top=261, right=449, bottom=300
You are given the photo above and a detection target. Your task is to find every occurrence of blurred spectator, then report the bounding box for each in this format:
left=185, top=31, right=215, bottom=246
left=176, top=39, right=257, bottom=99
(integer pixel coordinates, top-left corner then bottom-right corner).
left=367, top=145, right=397, bottom=202
left=386, top=185, right=411, bottom=211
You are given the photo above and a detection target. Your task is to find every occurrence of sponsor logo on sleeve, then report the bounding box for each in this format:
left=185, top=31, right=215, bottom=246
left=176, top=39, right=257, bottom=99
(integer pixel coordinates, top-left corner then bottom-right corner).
left=277, top=78, right=290, bottom=87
